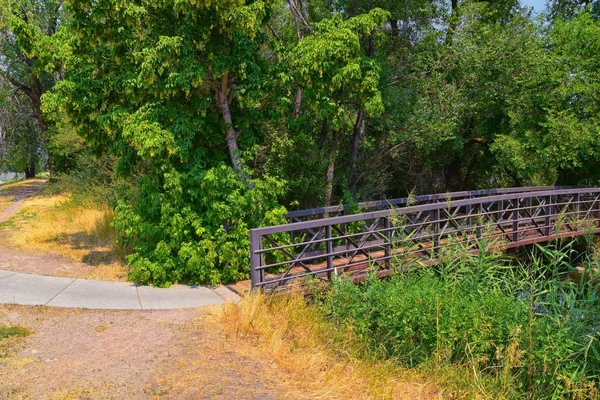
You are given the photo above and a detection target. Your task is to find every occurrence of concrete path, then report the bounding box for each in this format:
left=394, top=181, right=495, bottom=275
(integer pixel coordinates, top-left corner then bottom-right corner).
left=0, top=269, right=240, bottom=310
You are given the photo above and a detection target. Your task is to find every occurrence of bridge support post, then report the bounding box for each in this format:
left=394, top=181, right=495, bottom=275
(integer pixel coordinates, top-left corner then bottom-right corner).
left=545, top=195, right=553, bottom=237
left=512, top=199, right=519, bottom=242
left=432, top=209, right=440, bottom=258
left=596, top=195, right=600, bottom=228
left=476, top=203, right=482, bottom=240
left=250, top=230, right=263, bottom=291
left=466, top=204, right=473, bottom=232
left=326, top=225, right=334, bottom=281
left=384, top=217, right=391, bottom=269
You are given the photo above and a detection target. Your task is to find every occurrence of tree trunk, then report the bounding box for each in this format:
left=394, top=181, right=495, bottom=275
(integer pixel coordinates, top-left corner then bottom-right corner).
left=348, top=31, right=374, bottom=196
left=325, top=129, right=339, bottom=207
left=447, top=0, right=459, bottom=44
left=288, top=0, right=307, bottom=119
left=29, top=76, right=46, bottom=134
left=390, top=19, right=399, bottom=38
left=349, top=109, right=365, bottom=195
left=6, top=70, right=53, bottom=173
left=24, top=163, right=35, bottom=179
left=30, top=76, right=54, bottom=174
left=214, top=73, right=244, bottom=175
left=294, top=87, right=302, bottom=119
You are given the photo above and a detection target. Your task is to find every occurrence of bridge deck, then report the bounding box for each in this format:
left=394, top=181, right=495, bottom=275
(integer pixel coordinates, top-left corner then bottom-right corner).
left=245, top=187, right=600, bottom=294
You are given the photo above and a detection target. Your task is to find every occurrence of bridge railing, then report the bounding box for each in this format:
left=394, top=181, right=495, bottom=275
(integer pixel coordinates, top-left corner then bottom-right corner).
left=285, top=186, right=576, bottom=222
left=251, top=187, right=600, bottom=292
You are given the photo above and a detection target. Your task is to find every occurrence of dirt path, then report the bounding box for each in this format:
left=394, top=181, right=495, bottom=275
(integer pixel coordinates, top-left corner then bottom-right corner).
left=0, top=305, right=304, bottom=400
left=0, top=180, right=45, bottom=224
left=0, top=183, right=300, bottom=398
left=0, top=245, right=126, bottom=280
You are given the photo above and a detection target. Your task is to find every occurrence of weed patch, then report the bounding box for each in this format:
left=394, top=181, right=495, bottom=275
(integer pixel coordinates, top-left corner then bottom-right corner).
left=323, top=240, right=600, bottom=398
left=222, top=292, right=443, bottom=399
left=0, top=324, right=31, bottom=340
left=225, top=239, right=600, bottom=398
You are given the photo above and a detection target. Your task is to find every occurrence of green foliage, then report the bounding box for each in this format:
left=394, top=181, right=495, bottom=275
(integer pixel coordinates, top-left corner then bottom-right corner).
left=322, top=242, right=600, bottom=398
left=5, top=0, right=600, bottom=286
left=0, top=81, right=44, bottom=174
left=492, top=9, right=600, bottom=185
left=326, top=271, right=528, bottom=368
left=46, top=0, right=290, bottom=285
left=0, top=324, right=31, bottom=340
left=113, top=165, right=287, bottom=286
left=286, top=8, right=389, bottom=126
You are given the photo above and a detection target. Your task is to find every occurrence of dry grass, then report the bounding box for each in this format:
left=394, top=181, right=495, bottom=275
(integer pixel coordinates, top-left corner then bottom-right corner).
left=221, top=291, right=444, bottom=400
left=0, top=304, right=317, bottom=399
left=0, top=187, right=129, bottom=281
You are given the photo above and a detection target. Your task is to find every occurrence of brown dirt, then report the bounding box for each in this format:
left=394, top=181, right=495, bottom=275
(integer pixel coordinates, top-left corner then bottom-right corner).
left=0, top=305, right=308, bottom=400
left=0, top=240, right=127, bottom=281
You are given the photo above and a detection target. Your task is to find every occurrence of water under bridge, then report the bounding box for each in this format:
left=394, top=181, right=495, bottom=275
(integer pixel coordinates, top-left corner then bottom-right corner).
left=242, top=186, right=600, bottom=294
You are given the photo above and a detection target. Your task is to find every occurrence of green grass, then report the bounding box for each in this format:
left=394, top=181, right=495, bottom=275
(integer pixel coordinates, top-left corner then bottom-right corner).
left=317, top=237, right=600, bottom=399
left=0, top=324, right=31, bottom=340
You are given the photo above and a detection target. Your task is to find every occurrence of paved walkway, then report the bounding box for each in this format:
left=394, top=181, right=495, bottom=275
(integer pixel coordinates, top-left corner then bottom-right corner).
left=0, top=269, right=240, bottom=309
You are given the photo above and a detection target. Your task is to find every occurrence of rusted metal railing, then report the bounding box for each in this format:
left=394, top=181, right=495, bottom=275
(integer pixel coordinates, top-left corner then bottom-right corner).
left=251, top=187, right=600, bottom=292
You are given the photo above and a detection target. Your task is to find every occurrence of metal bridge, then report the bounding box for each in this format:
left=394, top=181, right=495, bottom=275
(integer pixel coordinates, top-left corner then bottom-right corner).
left=248, top=186, right=600, bottom=293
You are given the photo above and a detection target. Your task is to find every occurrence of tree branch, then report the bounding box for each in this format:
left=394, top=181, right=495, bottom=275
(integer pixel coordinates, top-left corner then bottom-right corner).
left=266, top=22, right=281, bottom=42
left=3, top=73, right=32, bottom=95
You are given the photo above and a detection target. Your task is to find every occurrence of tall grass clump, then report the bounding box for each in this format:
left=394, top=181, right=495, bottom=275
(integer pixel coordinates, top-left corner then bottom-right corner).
left=322, top=239, right=600, bottom=398
left=45, top=154, right=119, bottom=209
left=221, top=291, right=443, bottom=399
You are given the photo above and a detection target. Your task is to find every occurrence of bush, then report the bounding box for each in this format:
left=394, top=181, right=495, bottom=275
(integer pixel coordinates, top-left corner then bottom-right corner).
left=322, top=241, right=600, bottom=398
left=113, top=165, right=287, bottom=287
left=326, top=271, right=529, bottom=369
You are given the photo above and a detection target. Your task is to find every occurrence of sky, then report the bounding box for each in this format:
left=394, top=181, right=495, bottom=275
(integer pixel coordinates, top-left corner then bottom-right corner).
left=521, top=0, right=547, bottom=12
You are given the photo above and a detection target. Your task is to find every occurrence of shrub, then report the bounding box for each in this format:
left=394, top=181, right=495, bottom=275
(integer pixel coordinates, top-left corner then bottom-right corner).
left=322, top=241, right=600, bottom=398
left=114, top=165, right=287, bottom=287
left=325, top=271, right=529, bottom=369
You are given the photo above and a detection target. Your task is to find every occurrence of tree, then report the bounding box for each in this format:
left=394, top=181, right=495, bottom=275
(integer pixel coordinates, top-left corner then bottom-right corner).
left=0, top=0, right=65, bottom=175
left=0, top=77, right=43, bottom=176
left=391, top=3, right=546, bottom=191
left=48, top=0, right=288, bottom=286
left=548, top=0, right=600, bottom=20
left=284, top=9, right=388, bottom=205
left=493, top=9, right=600, bottom=184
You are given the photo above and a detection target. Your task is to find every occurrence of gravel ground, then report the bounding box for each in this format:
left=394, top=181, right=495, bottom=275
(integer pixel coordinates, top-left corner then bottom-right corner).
left=0, top=305, right=304, bottom=400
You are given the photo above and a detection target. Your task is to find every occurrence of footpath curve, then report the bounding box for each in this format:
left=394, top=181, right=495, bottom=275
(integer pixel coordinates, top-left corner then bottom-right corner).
left=0, top=269, right=239, bottom=309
